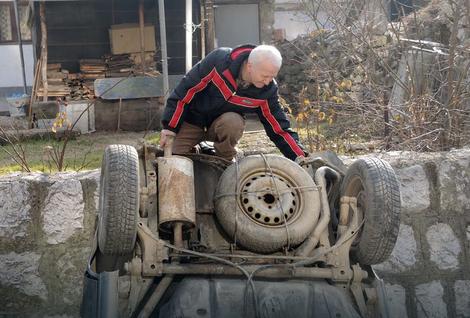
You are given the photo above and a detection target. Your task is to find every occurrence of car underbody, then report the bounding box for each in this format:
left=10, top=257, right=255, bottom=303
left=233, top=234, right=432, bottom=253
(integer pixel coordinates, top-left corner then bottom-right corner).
left=81, top=145, right=400, bottom=318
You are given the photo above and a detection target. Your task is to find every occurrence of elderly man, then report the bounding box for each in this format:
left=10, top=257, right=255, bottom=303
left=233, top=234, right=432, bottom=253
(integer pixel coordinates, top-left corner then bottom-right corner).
left=160, top=44, right=307, bottom=161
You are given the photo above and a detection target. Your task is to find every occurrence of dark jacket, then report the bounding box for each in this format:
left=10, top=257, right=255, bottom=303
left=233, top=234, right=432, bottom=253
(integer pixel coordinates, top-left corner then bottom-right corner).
left=161, top=44, right=307, bottom=161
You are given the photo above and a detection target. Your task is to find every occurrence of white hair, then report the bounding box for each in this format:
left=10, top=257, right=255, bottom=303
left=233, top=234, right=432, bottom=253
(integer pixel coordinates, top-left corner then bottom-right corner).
left=248, top=45, right=282, bottom=69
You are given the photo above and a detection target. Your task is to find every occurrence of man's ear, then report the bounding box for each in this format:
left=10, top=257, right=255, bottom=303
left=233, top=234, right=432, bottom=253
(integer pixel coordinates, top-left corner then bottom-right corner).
left=246, top=61, right=253, bottom=73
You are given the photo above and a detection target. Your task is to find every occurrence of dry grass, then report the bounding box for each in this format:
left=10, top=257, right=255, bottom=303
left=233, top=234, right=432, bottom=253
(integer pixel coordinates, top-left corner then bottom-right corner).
left=0, top=131, right=160, bottom=174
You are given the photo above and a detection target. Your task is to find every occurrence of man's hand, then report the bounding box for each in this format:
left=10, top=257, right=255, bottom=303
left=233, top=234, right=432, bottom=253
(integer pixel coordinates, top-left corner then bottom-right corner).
left=295, top=155, right=308, bottom=166
left=159, top=129, right=177, bottom=148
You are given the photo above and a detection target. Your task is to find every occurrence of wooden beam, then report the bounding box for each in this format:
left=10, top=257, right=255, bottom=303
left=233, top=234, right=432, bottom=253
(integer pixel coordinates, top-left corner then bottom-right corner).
left=139, top=0, right=146, bottom=75
left=40, top=1, right=48, bottom=102
left=204, top=0, right=215, bottom=52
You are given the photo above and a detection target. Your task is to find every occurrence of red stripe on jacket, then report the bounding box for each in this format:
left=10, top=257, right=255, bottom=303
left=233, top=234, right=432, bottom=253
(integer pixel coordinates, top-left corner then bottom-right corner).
left=212, top=71, right=234, bottom=100
left=260, top=101, right=305, bottom=157
left=168, top=69, right=216, bottom=128
left=230, top=48, right=253, bottom=61
left=222, top=69, right=238, bottom=90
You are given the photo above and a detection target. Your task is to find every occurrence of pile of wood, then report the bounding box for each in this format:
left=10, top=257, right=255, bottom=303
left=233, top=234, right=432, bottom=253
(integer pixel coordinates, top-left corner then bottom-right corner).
left=35, top=52, right=160, bottom=101
left=67, top=79, right=95, bottom=100
left=36, top=63, right=96, bottom=100
left=129, top=52, right=159, bottom=76
left=79, top=59, right=106, bottom=79
left=104, top=52, right=159, bottom=77
left=104, top=54, right=133, bottom=77
left=37, top=63, right=71, bottom=97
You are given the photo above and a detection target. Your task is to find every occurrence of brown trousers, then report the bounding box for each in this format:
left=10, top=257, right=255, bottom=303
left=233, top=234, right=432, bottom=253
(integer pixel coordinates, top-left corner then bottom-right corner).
left=173, top=112, right=245, bottom=161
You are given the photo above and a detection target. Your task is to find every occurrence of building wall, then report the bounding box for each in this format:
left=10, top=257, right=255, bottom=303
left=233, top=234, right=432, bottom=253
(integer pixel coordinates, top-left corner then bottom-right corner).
left=0, top=44, right=34, bottom=88
left=0, top=44, right=34, bottom=113
left=214, top=0, right=275, bottom=45
left=40, top=0, right=201, bottom=75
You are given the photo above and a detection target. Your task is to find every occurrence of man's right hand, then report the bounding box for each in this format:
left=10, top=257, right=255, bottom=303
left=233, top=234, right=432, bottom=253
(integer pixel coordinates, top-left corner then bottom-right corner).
left=159, top=129, right=177, bottom=148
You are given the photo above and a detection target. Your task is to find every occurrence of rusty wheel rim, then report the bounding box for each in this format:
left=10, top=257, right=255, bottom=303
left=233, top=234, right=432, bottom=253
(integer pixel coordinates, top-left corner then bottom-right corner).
left=238, top=171, right=301, bottom=227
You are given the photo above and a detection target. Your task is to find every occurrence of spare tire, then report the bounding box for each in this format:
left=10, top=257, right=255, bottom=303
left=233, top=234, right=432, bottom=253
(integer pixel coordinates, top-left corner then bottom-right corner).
left=98, top=144, right=139, bottom=256
left=340, top=157, right=400, bottom=265
left=215, top=155, right=321, bottom=253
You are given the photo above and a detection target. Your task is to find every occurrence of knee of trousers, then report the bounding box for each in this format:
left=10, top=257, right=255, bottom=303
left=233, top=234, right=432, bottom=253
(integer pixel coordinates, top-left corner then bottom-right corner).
left=215, top=112, right=245, bottom=135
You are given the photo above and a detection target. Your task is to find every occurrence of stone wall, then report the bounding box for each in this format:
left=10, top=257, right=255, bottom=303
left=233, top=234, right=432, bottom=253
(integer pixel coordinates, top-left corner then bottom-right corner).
left=0, top=171, right=100, bottom=317
left=1, top=150, right=470, bottom=317
left=370, top=150, right=470, bottom=318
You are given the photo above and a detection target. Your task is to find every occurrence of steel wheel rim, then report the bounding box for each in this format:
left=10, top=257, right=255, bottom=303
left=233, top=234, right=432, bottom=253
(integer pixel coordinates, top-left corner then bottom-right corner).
left=238, top=170, right=301, bottom=228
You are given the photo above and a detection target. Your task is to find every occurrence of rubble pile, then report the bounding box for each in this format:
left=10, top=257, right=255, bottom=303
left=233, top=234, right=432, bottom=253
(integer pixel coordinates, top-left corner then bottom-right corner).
left=276, top=0, right=470, bottom=152
left=401, top=0, right=470, bottom=47
left=277, top=30, right=397, bottom=112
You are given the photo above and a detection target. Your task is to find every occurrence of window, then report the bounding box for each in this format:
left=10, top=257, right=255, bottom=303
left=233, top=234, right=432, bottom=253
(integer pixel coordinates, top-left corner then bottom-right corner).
left=0, top=2, right=31, bottom=44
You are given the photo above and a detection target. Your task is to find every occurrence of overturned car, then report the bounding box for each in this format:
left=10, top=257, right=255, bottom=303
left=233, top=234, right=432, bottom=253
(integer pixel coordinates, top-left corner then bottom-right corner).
left=80, top=140, right=401, bottom=318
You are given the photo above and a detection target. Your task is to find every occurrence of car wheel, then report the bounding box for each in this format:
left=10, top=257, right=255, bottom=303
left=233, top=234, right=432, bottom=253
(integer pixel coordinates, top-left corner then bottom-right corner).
left=98, top=145, right=139, bottom=257
left=340, top=157, right=401, bottom=265
left=215, top=155, right=321, bottom=253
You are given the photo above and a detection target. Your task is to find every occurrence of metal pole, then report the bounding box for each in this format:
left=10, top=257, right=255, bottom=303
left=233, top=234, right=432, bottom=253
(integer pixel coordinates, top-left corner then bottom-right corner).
left=137, top=275, right=173, bottom=318
left=158, top=0, right=169, bottom=101
left=13, top=0, right=27, bottom=95
left=200, top=1, right=205, bottom=58
left=185, top=0, right=192, bottom=72
left=97, top=271, right=119, bottom=318
left=161, top=264, right=353, bottom=280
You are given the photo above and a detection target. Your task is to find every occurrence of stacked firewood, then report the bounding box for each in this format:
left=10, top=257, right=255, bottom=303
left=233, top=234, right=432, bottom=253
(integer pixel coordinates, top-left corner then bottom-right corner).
left=36, top=51, right=160, bottom=100
left=105, top=52, right=159, bottom=77
left=104, top=54, right=133, bottom=77
left=37, top=63, right=71, bottom=97
left=79, top=59, right=106, bottom=80
left=67, top=79, right=95, bottom=100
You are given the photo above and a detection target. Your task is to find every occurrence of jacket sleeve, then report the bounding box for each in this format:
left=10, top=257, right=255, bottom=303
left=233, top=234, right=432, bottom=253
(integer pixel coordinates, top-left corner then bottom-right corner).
left=257, top=88, right=308, bottom=161
left=161, top=49, right=225, bottom=133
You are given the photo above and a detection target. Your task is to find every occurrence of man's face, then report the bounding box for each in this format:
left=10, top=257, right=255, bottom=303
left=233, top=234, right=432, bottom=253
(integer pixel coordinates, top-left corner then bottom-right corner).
left=247, top=60, right=280, bottom=88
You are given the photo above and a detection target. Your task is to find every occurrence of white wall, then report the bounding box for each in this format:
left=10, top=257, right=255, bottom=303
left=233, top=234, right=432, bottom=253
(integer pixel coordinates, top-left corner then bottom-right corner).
left=0, top=44, right=34, bottom=88
left=274, top=10, right=313, bottom=41
left=274, top=0, right=333, bottom=41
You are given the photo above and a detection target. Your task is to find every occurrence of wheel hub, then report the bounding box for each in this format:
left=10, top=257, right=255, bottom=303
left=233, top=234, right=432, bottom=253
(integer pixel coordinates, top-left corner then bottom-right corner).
left=239, top=173, right=299, bottom=226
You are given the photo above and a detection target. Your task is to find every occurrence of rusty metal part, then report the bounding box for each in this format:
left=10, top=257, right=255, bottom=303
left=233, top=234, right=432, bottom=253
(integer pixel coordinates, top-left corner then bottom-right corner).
left=239, top=172, right=300, bottom=226
left=146, top=169, right=159, bottom=233
left=325, top=197, right=360, bottom=270
left=139, top=186, right=149, bottom=218
left=173, top=222, right=183, bottom=249
left=351, top=264, right=369, bottom=317
left=168, top=252, right=315, bottom=261
left=137, top=275, right=174, bottom=318
left=337, top=196, right=351, bottom=238
left=163, top=135, right=174, bottom=157
left=157, top=156, right=196, bottom=232
left=296, top=167, right=340, bottom=256
left=161, top=263, right=356, bottom=281
left=136, top=222, right=168, bottom=276
left=127, top=257, right=154, bottom=316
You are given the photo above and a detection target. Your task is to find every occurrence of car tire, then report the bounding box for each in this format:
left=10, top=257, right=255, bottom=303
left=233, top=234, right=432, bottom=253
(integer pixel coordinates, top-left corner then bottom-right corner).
left=98, top=144, right=139, bottom=256
left=340, top=157, right=401, bottom=265
left=215, top=155, right=321, bottom=253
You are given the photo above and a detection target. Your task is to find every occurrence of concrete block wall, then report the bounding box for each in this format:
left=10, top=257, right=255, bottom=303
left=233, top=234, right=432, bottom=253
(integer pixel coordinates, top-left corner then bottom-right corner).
left=371, top=150, right=470, bottom=318
left=1, top=150, right=470, bottom=317
left=0, top=171, right=100, bottom=317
